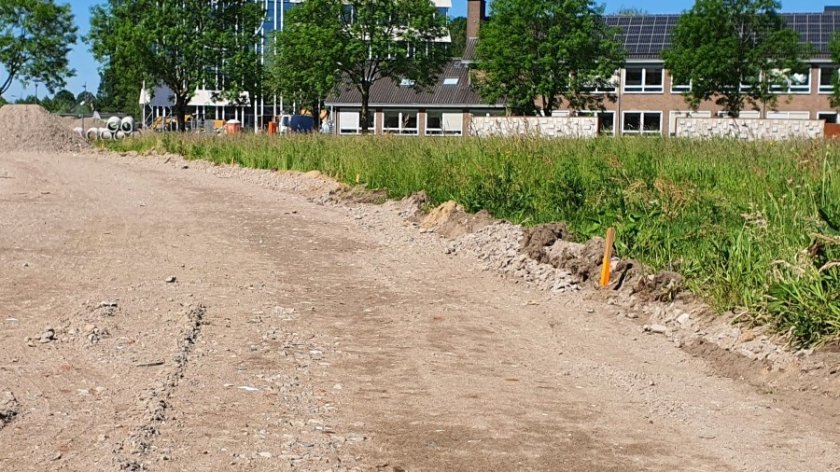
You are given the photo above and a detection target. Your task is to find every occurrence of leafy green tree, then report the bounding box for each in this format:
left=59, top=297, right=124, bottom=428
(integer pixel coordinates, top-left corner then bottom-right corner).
left=272, top=0, right=448, bottom=133
left=475, top=0, right=625, bottom=115
left=613, top=7, right=648, bottom=16
left=664, top=0, right=809, bottom=117
left=448, top=16, right=466, bottom=58
left=89, top=0, right=146, bottom=115
left=0, top=0, right=77, bottom=98
left=76, top=90, right=96, bottom=109
left=829, top=32, right=840, bottom=110
left=268, top=2, right=343, bottom=127
left=89, top=0, right=263, bottom=131
left=14, top=94, right=40, bottom=104
left=43, top=88, right=75, bottom=113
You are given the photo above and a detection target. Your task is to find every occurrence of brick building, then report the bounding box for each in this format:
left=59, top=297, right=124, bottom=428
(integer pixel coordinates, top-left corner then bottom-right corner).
left=327, top=3, right=840, bottom=136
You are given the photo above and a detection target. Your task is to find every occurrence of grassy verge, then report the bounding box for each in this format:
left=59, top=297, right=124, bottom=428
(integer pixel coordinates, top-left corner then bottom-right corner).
left=106, top=133, right=840, bottom=347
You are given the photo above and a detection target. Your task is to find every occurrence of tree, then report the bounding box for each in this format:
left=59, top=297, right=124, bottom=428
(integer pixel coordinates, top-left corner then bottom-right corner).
left=44, top=88, right=75, bottom=113
left=664, top=0, right=809, bottom=117
left=89, top=0, right=147, bottom=115
left=89, top=0, right=264, bottom=131
left=0, top=0, right=77, bottom=98
left=448, top=17, right=466, bottom=58
left=613, top=7, right=648, bottom=16
left=268, top=2, right=344, bottom=127
left=76, top=90, right=96, bottom=109
left=829, top=32, right=840, bottom=110
left=475, top=0, right=625, bottom=116
left=272, top=0, right=448, bottom=133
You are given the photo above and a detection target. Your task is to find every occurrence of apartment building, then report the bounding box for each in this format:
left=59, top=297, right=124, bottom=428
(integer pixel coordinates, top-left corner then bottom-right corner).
left=579, top=10, right=840, bottom=136
left=328, top=3, right=840, bottom=137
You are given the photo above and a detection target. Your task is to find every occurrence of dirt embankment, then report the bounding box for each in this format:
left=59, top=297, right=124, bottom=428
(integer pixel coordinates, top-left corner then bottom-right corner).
left=0, top=105, right=89, bottom=153
left=402, top=197, right=836, bottom=394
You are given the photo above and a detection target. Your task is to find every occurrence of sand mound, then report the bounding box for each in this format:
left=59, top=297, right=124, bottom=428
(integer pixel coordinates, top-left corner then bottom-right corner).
left=0, top=105, right=89, bottom=153
left=420, top=201, right=493, bottom=239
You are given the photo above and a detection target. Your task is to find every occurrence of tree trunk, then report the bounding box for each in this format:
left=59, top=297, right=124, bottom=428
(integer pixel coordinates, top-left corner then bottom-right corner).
left=312, top=98, right=321, bottom=131
left=360, top=84, right=371, bottom=134
left=175, top=95, right=188, bottom=133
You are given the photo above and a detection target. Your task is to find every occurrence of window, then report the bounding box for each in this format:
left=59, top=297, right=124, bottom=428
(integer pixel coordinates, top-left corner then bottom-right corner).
left=442, top=77, right=459, bottom=85
left=622, top=111, right=662, bottom=135
left=624, top=66, right=664, bottom=93
left=766, top=111, right=810, bottom=120
left=383, top=110, right=418, bottom=135
left=769, top=69, right=811, bottom=94
left=400, top=78, right=415, bottom=87
left=425, top=111, right=463, bottom=135
left=581, top=71, right=619, bottom=93
left=338, top=110, right=373, bottom=134
left=819, top=66, right=837, bottom=93
left=819, top=112, right=838, bottom=124
left=671, top=78, right=690, bottom=94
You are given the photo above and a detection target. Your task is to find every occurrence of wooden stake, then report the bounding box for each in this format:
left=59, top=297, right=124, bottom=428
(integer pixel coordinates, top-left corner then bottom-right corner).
left=600, top=227, right=616, bottom=288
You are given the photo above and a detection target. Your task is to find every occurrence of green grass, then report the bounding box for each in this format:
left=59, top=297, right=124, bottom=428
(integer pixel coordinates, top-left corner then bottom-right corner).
left=106, top=133, right=840, bottom=348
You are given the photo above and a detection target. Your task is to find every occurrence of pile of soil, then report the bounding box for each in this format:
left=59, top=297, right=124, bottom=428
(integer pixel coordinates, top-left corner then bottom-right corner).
left=0, top=105, right=89, bottom=153
left=420, top=201, right=493, bottom=239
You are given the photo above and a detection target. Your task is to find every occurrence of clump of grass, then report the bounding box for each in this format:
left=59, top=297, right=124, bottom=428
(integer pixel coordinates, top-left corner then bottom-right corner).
left=106, top=133, right=840, bottom=348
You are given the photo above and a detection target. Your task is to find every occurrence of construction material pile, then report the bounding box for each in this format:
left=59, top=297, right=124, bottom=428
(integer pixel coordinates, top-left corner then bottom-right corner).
left=0, top=105, right=89, bottom=153
left=79, top=115, right=136, bottom=141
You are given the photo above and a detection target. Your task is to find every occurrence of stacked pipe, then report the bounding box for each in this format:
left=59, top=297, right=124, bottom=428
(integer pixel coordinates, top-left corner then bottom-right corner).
left=85, top=116, right=136, bottom=140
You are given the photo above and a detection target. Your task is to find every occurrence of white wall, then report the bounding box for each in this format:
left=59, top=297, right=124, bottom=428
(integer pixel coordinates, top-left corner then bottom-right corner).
left=470, top=116, right=599, bottom=138
left=675, top=118, right=824, bottom=140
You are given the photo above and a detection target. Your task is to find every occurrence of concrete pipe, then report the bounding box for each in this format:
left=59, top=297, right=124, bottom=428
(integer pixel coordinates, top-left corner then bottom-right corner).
left=106, top=116, right=121, bottom=132
left=99, top=129, right=114, bottom=140
left=120, top=116, right=134, bottom=133
left=73, top=127, right=84, bottom=137
left=116, top=130, right=127, bottom=140
left=86, top=128, right=100, bottom=140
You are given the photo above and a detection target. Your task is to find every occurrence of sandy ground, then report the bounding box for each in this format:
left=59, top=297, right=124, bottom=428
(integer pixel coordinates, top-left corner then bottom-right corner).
left=2, top=150, right=840, bottom=471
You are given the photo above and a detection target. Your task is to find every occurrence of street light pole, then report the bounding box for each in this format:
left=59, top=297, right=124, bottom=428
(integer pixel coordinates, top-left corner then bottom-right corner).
left=81, top=83, right=87, bottom=135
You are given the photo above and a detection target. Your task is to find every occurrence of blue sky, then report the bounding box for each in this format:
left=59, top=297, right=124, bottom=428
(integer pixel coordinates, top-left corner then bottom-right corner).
left=4, top=0, right=840, bottom=101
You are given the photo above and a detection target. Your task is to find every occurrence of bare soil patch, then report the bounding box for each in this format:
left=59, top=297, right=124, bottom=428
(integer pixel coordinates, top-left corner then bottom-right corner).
left=3, top=149, right=840, bottom=471
left=0, top=105, right=89, bottom=153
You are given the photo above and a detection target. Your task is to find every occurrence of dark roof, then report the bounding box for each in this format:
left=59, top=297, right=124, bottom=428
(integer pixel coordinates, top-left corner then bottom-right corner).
left=326, top=60, right=502, bottom=107
left=607, top=12, right=840, bottom=60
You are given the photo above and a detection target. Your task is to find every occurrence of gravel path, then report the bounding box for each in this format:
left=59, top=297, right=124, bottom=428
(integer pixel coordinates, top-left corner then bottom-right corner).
left=1, top=150, right=839, bottom=471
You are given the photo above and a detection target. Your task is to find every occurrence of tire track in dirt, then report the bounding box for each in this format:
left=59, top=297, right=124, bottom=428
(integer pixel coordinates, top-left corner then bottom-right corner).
left=114, top=305, right=206, bottom=471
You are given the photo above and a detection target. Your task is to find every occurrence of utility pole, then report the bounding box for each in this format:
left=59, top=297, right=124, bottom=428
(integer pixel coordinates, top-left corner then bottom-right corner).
left=81, top=83, right=87, bottom=135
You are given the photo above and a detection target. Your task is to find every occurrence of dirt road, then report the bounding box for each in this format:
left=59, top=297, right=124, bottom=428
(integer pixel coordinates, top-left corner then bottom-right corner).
left=1, top=151, right=839, bottom=471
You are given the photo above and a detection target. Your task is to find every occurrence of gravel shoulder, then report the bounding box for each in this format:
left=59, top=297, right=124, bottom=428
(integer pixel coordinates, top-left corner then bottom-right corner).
left=1, top=150, right=839, bottom=471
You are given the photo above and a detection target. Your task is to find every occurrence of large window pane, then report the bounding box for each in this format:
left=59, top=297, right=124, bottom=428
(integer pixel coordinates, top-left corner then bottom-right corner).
left=384, top=111, right=399, bottom=129
left=643, top=113, right=661, bottom=132
left=599, top=112, right=614, bottom=134
left=647, top=68, right=663, bottom=86
left=427, top=111, right=442, bottom=130
left=623, top=113, right=641, bottom=132
left=625, top=68, right=643, bottom=86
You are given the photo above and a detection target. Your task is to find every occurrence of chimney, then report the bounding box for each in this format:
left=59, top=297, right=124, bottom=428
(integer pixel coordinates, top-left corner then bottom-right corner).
left=467, top=0, right=485, bottom=40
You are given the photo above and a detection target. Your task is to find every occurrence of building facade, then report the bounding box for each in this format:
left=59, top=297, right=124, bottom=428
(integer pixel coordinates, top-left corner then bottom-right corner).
left=328, top=4, right=840, bottom=137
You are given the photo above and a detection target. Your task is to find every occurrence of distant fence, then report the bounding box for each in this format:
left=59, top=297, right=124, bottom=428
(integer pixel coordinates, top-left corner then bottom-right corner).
left=469, top=116, right=599, bottom=138
left=675, top=118, right=824, bottom=140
